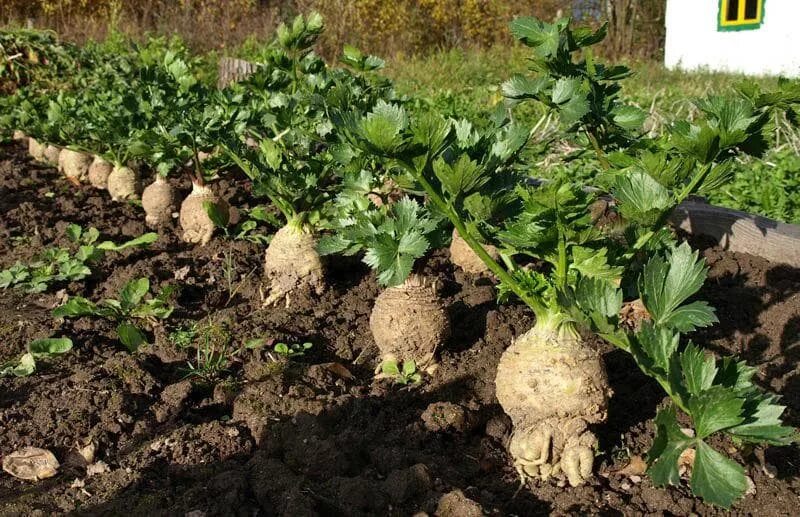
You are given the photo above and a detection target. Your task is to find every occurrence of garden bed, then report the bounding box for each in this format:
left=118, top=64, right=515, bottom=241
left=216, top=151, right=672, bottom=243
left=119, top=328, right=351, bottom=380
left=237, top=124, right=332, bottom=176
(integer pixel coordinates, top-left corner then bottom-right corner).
left=1, top=140, right=799, bottom=515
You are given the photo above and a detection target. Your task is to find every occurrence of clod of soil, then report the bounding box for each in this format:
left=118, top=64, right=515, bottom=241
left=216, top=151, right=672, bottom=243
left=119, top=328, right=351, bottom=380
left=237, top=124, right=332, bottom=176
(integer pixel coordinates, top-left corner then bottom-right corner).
left=2, top=447, right=59, bottom=481
left=87, top=156, right=113, bottom=189
left=421, top=401, right=477, bottom=434
left=142, top=175, right=176, bottom=227
left=179, top=182, right=226, bottom=245
left=436, top=489, right=484, bottom=517
left=58, top=148, right=92, bottom=182
left=107, top=165, right=140, bottom=201
left=262, top=224, right=325, bottom=306
left=370, top=274, right=450, bottom=367
left=495, top=324, right=611, bottom=487
left=449, top=228, right=499, bottom=275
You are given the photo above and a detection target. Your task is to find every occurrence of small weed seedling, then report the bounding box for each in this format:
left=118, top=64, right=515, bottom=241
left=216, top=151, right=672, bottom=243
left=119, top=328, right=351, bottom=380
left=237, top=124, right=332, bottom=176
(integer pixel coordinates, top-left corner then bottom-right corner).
left=181, top=320, right=233, bottom=382
left=0, top=337, right=73, bottom=377
left=53, top=278, right=174, bottom=352
left=0, top=224, right=157, bottom=293
left=380, top=359, right=422, bottom=386
left=273, top=341, right=312, bottom=359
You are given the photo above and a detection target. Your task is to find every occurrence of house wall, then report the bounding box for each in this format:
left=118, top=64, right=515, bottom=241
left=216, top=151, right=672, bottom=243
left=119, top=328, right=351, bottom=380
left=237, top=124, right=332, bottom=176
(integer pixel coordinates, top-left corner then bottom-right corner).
left=664, top=0, right=800, bottom=77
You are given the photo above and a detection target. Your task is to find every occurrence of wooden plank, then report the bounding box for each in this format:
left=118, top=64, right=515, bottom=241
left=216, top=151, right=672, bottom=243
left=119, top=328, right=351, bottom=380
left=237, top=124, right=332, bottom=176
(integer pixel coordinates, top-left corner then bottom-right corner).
left=217, top=57, right=257, bottom=89
left=671, top=200, right=800, bottom=267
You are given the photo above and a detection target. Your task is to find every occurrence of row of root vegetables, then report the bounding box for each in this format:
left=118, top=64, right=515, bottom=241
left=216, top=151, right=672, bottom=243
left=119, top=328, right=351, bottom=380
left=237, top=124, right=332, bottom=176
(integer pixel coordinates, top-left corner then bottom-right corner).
left=2, top=13, right=800, bottom=509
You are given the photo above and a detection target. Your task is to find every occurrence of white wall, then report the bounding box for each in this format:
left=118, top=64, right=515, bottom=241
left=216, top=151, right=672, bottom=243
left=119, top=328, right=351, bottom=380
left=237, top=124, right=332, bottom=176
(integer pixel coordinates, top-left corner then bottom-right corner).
left=665, top=0, right=800, bottom=77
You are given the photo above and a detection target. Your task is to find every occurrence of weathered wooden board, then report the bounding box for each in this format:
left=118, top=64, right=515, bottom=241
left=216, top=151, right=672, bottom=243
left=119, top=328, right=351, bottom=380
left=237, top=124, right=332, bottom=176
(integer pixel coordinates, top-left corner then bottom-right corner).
left=217, top=57, right=257, bottom=89
left=671, top=200, right=800, bottom=268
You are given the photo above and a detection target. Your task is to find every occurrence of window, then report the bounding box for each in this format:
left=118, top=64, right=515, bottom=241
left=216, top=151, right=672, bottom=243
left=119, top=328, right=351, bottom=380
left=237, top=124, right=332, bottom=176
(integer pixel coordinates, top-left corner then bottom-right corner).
left=719, top=0, right=764, bottom=31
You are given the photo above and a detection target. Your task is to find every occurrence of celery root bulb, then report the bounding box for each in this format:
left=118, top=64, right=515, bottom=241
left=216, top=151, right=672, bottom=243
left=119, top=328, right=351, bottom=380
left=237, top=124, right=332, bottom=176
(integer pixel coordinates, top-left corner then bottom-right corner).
left=142, top=176, right=176, bottom=227
left=12, top=130, right=27, bottom=142
left=88, top=156, right=113, bottom=189
left=262, top=225, right=325, bottom=306
left=28, top=138, right=46, bottom=162
left=179, top=183, right=226, bottom=245
left=369, top=275, right=450, bottom=368
left=43, top=145, right=61, bottom=166
left=59, top=149, right=92, bottom=182
left=449, top=228, right=499, bottom=275
left=107, top=166, right=140, bottom=201
left=495, top=324, right=611, bottom=487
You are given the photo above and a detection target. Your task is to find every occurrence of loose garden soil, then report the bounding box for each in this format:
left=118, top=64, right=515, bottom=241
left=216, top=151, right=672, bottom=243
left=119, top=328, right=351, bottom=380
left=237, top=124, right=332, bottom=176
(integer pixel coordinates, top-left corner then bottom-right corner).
left=1, top=141, right=798, bottom=516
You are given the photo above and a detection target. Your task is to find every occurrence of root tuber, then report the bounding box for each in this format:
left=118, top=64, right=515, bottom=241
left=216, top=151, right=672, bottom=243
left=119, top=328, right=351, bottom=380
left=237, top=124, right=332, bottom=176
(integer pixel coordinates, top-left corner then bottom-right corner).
left=263, top=224, right=325, bottom=306
left=43, top=145, right=61, bottom=166
left=449, top=228, right=499, bottom=275
left=107, top=165, right=141, bottom=201
left=142, top=175, right=176, bottom=227
left=369, top=274, right=450, bottom=368
left=27, top=138, right=45, bottom=162
left=87, top=156, right=113, bottom=190
left=179, top=182, right=227, bottom=245
left=58, top=149, right=92, bottom=183
left=495, top=323, right=611, bottom=487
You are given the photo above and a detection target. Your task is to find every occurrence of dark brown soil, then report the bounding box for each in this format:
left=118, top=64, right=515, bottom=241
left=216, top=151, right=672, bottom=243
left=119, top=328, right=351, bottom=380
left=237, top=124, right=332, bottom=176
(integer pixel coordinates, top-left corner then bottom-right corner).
left=1, top=142, right=799, bottom=516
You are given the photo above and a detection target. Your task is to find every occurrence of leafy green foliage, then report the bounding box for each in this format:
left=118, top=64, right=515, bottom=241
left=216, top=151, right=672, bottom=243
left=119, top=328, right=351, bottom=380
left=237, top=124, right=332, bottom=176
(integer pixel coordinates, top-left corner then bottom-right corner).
left=0, top=225, right=157, bottom=293
left=0, top=337, right=73, bottom=378
left=503, top=16, right=642, bottom=151
left=214, top=13, right=396, bottom=230
left=319, top=197, right=443, bottom=287
left=574, top=243, right=796, bottom=508
left=53, top=278, right=174, bottom=352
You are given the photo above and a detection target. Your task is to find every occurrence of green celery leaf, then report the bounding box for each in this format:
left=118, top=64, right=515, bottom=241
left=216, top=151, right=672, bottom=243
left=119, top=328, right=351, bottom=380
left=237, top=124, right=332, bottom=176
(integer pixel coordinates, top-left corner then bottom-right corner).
left=97, top=232, right=158, bottom=251
left=613, top=170, right=671, bottom=226
left=688, top=386, right=745, bottom=439
left=501, top=74, right=549, bottom=100
left=0, top=353, right=36, bottom=377
left=612, top=104, right=646, bottom=131
left=571, top=246, right=623, bottom=280
left=726, top=392, right=797, bottom=445
left=691, top=440, right=748, bottom=508
left=575, top=276, right=622, bottom=318
left=664, top=301, right=718, bottom=333
left=637, top=323, right=680, bottom=372
left=647, top=406, right=694, bottom=487
left=66, top=223, right=82, bottom=242
left=680, top=342, right=718, bottom=397
left=640, top=243, right=711, bottom=329
left=203, top=200, right=230, bottom=229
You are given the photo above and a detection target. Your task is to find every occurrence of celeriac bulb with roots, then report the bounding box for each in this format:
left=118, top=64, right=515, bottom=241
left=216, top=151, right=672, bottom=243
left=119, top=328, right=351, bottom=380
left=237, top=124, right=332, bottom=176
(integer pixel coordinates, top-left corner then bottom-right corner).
left=369, top=274, right=450, bottom=370
left=262, top=224, right=325, bottom=306
left=495, top=321, right=611, bottom=488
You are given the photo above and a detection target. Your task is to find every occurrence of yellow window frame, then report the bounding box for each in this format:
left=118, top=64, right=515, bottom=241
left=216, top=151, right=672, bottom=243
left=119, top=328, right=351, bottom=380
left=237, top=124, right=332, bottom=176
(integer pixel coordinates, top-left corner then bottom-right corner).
left=719, top=0, right=765, bottom=31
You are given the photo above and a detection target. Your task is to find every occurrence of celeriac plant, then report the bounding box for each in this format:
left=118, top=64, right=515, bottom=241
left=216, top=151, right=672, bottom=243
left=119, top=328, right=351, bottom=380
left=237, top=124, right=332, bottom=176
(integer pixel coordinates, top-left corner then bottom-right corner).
left=339, top=47, right=797, bottom=505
